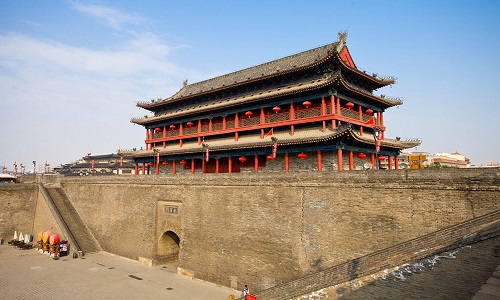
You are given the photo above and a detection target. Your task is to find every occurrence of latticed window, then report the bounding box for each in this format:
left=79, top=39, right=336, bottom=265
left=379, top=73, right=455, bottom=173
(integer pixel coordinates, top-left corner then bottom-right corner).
left=226, top=121, right=235, bottom=129
left=183, top=127, right=198, bottom=135
left=152, top=133, right=162, bottom=139
left=265, top=113, right=290, bottom=123
left=240, top=117, right=260, bottom=127
left=212, top=123, right=223, bottom=131
left=295, top=107, right=321, bottom=119
left=340, top=107, right=359, bottom=120
left=200, top=125, right=210, bottom=133
left=166, top=130, right=179, bottom=137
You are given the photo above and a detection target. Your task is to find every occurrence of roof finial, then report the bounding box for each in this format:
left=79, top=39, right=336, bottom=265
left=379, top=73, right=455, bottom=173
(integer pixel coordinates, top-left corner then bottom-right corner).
left=183, top=79, right=188, bottom=87
left=338, top=30, right=348, bottom=45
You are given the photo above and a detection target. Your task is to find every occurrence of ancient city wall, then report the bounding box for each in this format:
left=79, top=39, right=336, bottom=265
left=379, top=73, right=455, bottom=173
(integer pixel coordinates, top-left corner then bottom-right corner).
left=1, top=169, right=499, bottom=292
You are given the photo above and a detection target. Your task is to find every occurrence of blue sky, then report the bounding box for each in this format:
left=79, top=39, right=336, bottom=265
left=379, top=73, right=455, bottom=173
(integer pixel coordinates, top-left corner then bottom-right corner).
left=1, top=0, right=499, bottom=170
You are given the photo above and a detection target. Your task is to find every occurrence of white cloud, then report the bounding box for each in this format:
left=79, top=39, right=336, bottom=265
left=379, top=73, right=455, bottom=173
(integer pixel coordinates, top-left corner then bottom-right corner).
left=70, top=2, right=143, bottom=30
left=0, top=17, right=189, bottom=166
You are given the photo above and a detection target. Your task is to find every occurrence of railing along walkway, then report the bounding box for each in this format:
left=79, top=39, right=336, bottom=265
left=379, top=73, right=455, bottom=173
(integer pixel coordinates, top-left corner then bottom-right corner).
left=246, top=210, right=500, bottom=300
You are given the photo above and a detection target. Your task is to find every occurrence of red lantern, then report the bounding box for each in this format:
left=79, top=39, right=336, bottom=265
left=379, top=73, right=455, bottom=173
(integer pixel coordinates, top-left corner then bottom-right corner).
left=169, top=124, right=176, bottom=129
left=162, top=161, right=169, bottom=166
left=239, top=156, right=247, bottom=163
left=346, top=102, right=354, bottom=109
left=303, top=101, right=312, bottom=108
left=147, top=162, right=153, bottom=166
left=378, top=156, right=386, bottom=161
left=298, top=152, right=307, bottom=159
left=245, top=111, right=253, bottom=117
left=267, top=155, right=274, bottom=161
left=357, top=153, right=367, bottom=159
left=272, top=106, right=281, bottom=113
left=186, top=121, right=194, bottom=127
left=179, top=160, right=187, bottom=165
left=365, top=109, right=373, bottom=115
left=155, top=127, right=161, bottom=132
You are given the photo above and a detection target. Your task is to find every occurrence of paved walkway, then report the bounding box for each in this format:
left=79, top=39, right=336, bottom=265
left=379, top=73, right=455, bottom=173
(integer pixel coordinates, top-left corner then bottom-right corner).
left=0, top=244, right=239, bottom=300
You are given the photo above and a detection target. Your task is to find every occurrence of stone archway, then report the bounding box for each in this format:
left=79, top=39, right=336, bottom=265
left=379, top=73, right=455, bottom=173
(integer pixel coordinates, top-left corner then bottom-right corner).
left=156, top=230, right=180, bottom=264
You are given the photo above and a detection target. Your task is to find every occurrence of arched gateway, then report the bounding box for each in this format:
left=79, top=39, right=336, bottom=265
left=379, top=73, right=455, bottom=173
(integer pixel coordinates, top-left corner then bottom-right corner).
left=156, top=230, right=180, bottom=264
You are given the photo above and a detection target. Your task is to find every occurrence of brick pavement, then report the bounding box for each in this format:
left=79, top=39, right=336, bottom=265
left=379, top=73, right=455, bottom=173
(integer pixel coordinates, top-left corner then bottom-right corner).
left=0, top=244, right=239, bottom=300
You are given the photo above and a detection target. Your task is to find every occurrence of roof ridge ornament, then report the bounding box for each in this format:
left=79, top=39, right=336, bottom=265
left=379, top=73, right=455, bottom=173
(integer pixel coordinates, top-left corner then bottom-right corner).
left=183, top=79, right=188, bottom=87
left=336, top=30, right=348, bottom=53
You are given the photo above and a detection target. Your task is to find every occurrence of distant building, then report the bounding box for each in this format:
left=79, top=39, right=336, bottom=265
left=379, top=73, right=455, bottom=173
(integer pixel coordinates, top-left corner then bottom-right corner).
left=481, top=161, right=500, bottom=168
left=124, top=32, right=420, bottom=174
left=400, top=151, right=471, bottom=169
left=429, top=152, right=470, bottom=168
left=57, top=154, right=136, bottom=176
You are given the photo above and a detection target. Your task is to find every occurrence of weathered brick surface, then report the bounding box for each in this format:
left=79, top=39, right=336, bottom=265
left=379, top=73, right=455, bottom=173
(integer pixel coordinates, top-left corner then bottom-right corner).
left=1, top=168, right=499, bottom=294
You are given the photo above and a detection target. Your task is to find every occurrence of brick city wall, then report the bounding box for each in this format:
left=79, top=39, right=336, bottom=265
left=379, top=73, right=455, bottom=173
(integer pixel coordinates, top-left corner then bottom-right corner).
left=1, top=169, right=499, bottom=292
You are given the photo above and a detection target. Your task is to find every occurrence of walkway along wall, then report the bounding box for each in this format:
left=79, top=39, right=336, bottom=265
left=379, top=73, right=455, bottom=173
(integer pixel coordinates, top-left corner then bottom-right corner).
left=1, top=169, right=499, bottom=292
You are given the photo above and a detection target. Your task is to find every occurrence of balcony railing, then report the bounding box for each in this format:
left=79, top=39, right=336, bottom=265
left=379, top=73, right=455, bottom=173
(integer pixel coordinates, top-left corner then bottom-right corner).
left=148, top=105, right=376, bottom=141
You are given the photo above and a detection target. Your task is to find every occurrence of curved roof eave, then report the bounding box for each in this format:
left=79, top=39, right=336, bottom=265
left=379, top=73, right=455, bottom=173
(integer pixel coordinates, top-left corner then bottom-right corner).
left=137, top=41, right=344, bottom=109
left=131, top=76, right=335, bottom=126
left=337, top=77, right=403, bottom=108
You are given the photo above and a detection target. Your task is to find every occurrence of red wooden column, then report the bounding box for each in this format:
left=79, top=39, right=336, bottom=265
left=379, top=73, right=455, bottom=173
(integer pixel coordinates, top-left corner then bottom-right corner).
left=254, top=155, right=259, bottom=173
left=388, top=155, right=393, bottom=170
left=260, top=108, right=265, bottom=124
left=222, top=116, right=227, bottom=130
left=141, top=163, right=145, bottom=175
left=330, top=95, right=335, bottom=114
left=234, top=113, right=239, bottom=141
left=290, top=102, right=295, bottom=136
left=336, top=96, right=341, bottom=115
left=358, top=105, right=363, bottom=121
left=135, top=163, right=139, bottom=175
left=209, top=118, right=213, bottom=132
left=395, top=156, right=399, bottom=170
left=145, top=130, right=149, bottom=150
left=321, top=97, right=327, bottom=132
left=215, top=158, right=219, bottom=174
left=337, top=149, right=343, bottom=170
left=371, top=153, right=375, bottom=170
left=172, top=160, right=176, bottom=174
left=349, top=150, right=354, bottom=170
left=228, top=156, right=232, bottom=173
left=317, top=150, right=322, bottom=171
left=285, top=153, right=289, bottom=172
left=191, top=159, right=195, bottom=174
left=380, top=112, right=385, bottom=139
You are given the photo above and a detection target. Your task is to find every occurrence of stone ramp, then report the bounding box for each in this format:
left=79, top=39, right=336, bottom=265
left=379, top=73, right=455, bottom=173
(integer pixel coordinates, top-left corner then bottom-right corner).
left=41, top=184, right=101, bottom=254
left=249, top=210, right=500, bottom=300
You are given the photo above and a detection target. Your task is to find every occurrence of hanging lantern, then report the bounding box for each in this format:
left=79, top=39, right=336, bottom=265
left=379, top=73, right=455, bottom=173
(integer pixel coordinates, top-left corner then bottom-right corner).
left=302, top=100, right=312, bottom=108
left=169, top=124, right=176, bottom=129
left=378, top=156, right=386, bottom=161
left=147, top=162, right=153, bottom=166
left=267, top=155, right=274, bottom=161
left=155, top=127, right=161, bottom=132
left=239, top=156, right=247, bottom=163
left=162, top=161, right=169, bottom=166
left=365, top=109, right=373, bottom=115
left=186, top=121, right=194, bottom=127
left=298, top=152, right=307, bottom=159
left=346, top=102, right=354, bottom=109
left=272, top=106, right=281, bottom=113
left=245, top=111, right=253, bottom=117
left=357, top=153, right=367, bottom=159
left=179, top=160, right=187, bottom=165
